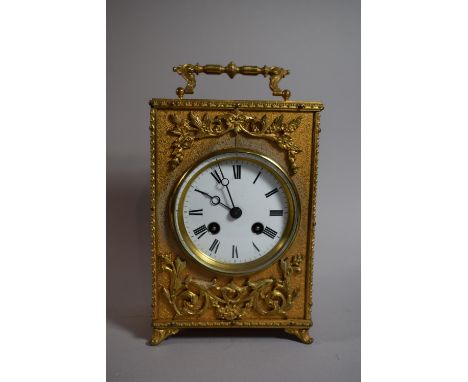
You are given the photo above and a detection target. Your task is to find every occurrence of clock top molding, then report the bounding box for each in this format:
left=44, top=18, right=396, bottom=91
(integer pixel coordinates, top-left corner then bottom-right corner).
left=150, top=98, right=324, bottom=112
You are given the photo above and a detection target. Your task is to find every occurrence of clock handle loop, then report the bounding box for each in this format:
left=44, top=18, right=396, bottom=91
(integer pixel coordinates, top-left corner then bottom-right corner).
left=172, top=62, right=291, bottom=101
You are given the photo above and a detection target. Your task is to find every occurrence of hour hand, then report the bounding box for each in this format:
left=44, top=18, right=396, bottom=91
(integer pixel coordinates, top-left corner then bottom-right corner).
left=194, top=189, right=211, bottom=198
left=194, top=189, right=231, bottom=210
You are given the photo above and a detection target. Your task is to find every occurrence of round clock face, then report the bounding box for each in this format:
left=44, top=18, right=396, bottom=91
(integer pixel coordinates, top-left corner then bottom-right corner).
left=172, top=150, right=300, bottom=275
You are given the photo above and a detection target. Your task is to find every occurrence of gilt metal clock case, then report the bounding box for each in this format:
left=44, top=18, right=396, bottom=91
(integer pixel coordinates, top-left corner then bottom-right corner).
left=150, top=62, right=324, bottom=345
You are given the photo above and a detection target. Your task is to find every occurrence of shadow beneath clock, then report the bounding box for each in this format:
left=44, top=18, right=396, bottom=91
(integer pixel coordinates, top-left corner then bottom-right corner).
left=107, top=177, right=153, bottom=342
left=169, top=328, right=295, bottom=343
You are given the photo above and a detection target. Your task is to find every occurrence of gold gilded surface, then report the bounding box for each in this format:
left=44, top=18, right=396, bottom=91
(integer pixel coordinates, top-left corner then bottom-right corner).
left=159, top=253, right=303, bottom=320
left=150, top=98, right=323, bottom=345
left=173, top=62, right=291, bottom=100
left=150, top=98, right=323, bottom=111
left=167, top=109, right=303, bottom=174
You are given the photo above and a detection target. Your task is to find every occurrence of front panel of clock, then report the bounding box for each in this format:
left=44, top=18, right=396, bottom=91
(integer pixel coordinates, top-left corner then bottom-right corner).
left=172, top=150, right=300, bottom=275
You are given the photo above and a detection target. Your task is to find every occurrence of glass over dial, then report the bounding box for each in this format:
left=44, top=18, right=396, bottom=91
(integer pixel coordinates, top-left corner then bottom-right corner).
left=172, top=151, right=300, bottom=275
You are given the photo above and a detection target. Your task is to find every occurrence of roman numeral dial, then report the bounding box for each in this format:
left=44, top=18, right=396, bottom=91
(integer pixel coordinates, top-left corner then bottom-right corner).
left=263, top=226, right=278, bottom=239
left=209, top=239, right=220, bottom=254
left=265, top=188, right=279, bottom=198
left=270, top=210, right=283, bottom=216
left=193, top=224, right=208, bottom=239
left=174, top=151, right=299, bottom=275
left=233, top=164, right=241, bottom=179
left=189, top=209, right=203, bottom=215
left=210, top=170, right=222, bottom=184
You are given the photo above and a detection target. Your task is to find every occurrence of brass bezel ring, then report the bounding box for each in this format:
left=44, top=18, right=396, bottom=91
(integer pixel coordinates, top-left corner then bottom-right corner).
left=170, top=149, right=301, bottom=276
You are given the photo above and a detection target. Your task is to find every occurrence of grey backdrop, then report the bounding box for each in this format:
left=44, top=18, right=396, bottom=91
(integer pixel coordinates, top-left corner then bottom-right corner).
left=107, top=0, right=360, bottom=381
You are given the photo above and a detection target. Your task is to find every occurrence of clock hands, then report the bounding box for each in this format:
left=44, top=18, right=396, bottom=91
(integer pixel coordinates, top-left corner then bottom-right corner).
left=194, top=189, right=231, bottom=211
left=215, top=162, right=243, bottom=219
left=216, top=161, right=236, bottom=208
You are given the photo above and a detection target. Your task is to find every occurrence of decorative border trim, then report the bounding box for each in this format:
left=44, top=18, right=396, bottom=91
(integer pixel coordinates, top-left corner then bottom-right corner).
left=150, top=98, right=324, bottom=112
left=150, top=107, right=158, bottom=322
left=152, top=320, right=311, bottom=328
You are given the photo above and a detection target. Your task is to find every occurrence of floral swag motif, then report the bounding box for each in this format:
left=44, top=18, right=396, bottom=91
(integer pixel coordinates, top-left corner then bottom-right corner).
left=160, top=254, right=303, bottom=321
left=167, top=109, right=303, bottom=174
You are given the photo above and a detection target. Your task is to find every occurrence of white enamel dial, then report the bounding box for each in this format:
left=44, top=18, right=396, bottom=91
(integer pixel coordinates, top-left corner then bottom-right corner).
left=172, top=151, right=300, bottom=275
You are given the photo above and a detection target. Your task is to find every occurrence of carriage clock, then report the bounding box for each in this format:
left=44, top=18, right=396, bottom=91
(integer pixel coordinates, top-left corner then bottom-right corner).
left=149, top=62, right=324, bottom=345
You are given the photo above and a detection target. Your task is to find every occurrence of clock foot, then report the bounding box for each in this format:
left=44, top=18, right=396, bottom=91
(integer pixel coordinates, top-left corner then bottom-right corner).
left=150, top=328, right=180, bottom=346
left=284, top=328, right=313, bottom=344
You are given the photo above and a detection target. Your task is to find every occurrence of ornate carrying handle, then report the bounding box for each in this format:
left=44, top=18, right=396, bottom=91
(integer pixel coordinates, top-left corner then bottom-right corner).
left=173, top=61, right=291, bottom=101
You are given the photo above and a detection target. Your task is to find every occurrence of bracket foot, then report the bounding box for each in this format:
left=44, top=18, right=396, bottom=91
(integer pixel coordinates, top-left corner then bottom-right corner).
left=150, top=328, right=180, bottom=346
left=284, top=328, right=313, bottom=344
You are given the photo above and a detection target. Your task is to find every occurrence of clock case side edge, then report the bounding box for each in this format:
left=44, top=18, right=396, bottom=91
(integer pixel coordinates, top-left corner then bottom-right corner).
left=150, top=106, right=159, bottom=322
left=304, top=111, right=322, bottom=323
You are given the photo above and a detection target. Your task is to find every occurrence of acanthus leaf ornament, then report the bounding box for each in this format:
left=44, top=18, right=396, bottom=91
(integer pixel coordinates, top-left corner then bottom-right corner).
left=167, top=109, right=303, bottom=174
left=159, top=253, right=303, bottom=320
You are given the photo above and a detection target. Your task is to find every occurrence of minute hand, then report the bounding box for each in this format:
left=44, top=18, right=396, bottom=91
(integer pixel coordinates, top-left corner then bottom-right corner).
left=225, top=184, right=235, bottom=207
left=217, top=161, right=236, bottom=208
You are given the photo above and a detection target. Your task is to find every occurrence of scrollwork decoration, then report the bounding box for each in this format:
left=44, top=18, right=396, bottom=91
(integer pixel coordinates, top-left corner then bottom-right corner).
left=160, top=254, right=303, bottom=320
left=167, top=109, right=303, bottom=174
